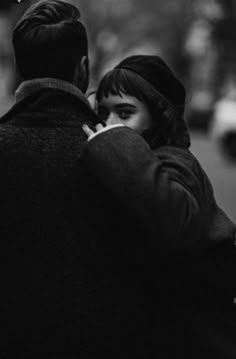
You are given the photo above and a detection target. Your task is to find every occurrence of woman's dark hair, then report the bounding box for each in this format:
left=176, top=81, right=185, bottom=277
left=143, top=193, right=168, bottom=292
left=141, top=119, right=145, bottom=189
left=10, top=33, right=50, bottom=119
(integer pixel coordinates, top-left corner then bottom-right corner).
left=96, top=65, right=190, bottom=149
left=13, top=0, right=88, bottom=81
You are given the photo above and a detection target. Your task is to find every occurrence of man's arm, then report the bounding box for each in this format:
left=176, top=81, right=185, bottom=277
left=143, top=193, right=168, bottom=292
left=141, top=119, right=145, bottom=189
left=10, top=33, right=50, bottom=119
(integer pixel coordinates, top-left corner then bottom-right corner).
left=81, top=126, right=204, bottom=252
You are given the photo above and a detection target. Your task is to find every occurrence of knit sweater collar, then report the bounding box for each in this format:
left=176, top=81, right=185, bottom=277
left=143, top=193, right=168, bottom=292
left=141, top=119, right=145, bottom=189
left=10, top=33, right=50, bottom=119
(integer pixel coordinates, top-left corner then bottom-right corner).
left=15, top=77, right=90, bottom=107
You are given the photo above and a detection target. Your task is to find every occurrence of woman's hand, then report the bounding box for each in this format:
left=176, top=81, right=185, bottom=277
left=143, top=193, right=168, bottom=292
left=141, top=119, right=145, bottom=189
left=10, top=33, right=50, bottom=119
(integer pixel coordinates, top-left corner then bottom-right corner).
left=82, top=122, right=125, bottom=141
left=82, top=123, right=106, bottom=139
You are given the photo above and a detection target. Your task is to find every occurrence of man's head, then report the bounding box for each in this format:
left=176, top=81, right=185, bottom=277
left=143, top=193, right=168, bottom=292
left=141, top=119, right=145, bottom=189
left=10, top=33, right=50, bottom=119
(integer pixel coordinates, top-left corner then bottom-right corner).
left=13, top=0, right=89, bottom=92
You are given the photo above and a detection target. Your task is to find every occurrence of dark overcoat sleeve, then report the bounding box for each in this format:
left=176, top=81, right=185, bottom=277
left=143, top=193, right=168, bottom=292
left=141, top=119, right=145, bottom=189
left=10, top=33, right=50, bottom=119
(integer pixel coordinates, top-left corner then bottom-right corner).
left=81, top=127, right=204, bottom=252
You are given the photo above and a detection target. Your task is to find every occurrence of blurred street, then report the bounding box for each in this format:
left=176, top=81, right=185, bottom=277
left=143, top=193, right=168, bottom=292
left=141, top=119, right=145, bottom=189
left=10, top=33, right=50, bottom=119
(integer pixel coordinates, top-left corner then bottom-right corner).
left=191, top=130, right=236, bottom=223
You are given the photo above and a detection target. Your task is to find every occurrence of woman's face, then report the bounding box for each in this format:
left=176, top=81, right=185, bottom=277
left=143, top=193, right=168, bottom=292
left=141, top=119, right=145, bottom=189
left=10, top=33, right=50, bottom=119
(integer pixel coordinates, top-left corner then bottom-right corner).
left=97, top=93, right=152, bottom=134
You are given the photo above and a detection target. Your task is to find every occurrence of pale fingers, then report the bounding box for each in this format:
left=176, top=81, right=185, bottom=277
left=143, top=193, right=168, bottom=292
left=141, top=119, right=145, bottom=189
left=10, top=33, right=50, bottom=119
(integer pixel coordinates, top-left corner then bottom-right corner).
left=96, top=123, right=105, bottom=132
left=82, top=124, right=95, bottom=138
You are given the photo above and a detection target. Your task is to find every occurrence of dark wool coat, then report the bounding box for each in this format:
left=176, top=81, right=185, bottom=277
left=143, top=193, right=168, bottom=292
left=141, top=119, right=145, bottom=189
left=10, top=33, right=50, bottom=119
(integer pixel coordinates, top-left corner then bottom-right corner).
left=0, top=80, right=157, bottom=358
left=82, top=126, right=236, bottom=359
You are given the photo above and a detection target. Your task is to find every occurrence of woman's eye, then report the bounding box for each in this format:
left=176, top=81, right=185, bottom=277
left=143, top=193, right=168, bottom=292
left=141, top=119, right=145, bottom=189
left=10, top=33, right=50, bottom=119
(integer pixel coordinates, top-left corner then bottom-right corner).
left=119, top=110, right=133, bottom=119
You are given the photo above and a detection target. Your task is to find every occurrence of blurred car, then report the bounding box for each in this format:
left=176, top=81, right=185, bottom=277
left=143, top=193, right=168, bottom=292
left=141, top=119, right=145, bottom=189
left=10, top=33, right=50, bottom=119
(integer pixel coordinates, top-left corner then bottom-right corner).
left=210, top=84, right=236, bottom=161
left=186, top=89, right=214, bottom=131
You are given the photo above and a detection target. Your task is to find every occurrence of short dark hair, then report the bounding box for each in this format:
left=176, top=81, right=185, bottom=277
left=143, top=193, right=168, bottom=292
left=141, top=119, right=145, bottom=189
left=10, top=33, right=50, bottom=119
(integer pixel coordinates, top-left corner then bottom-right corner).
left=96, top=67, right=155, bottom=105
left=13, top=0, right=88, bottom=81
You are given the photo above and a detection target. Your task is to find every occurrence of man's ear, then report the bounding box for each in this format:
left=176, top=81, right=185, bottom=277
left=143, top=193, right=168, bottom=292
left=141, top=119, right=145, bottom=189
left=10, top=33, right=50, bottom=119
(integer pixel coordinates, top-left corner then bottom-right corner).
left=73, top=56, right=89, bottom=93
left=81, top=56, right=88, bottom=80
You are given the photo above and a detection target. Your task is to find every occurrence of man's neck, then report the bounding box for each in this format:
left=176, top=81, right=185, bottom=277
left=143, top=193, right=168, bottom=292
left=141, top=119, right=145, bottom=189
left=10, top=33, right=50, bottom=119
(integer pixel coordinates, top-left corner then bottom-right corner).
left=15, top=77, right=90, bottom=107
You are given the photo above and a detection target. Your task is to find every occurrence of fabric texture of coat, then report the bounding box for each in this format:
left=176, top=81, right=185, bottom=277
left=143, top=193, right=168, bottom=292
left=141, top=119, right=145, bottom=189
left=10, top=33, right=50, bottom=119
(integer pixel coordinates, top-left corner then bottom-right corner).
left=82, top=125, right=236, bottom=359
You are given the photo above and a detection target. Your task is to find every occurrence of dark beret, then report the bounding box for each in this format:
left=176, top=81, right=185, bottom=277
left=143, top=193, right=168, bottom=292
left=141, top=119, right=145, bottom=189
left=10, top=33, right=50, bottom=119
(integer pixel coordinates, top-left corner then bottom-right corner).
left=115, top=55, right=186, bottom=109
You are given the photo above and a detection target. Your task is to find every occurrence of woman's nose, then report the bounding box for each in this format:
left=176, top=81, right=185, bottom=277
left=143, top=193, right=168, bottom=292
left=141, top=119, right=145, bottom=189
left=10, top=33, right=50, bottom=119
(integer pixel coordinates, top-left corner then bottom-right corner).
left=106, top=113, right=121, bottom=126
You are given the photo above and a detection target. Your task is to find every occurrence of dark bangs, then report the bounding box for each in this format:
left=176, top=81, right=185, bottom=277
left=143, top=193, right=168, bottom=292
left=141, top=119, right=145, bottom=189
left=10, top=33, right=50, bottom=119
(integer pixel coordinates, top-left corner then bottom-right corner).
left=96, top=68, right=148, bottom=103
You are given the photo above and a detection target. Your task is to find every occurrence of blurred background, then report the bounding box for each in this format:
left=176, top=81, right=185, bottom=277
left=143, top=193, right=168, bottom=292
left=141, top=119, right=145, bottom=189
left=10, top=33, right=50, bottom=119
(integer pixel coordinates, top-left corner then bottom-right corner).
left=1, top=0, right=236, bottom=222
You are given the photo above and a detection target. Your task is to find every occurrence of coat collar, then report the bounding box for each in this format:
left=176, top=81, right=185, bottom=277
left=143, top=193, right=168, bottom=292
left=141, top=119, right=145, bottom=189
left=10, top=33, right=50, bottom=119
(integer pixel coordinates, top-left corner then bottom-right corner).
left=15, top=77, right=90, bottom=108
